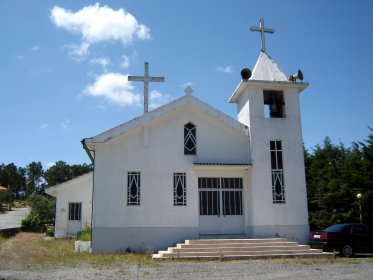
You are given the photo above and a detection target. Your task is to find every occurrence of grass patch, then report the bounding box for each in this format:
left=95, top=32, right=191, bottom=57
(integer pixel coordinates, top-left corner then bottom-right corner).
left=1, top=232, right=372, bottom=270
left=0, top=234, right=6, bottom=244
left=0, top=232, right=155, bottom=270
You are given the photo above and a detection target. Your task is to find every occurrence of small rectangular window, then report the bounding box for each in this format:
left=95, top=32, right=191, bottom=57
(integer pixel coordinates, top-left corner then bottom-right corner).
left=127, top=172, right=141, bottom=206
left=270, top=141, right=285, bottom=203
left=68, top=203, right=81, bottom=220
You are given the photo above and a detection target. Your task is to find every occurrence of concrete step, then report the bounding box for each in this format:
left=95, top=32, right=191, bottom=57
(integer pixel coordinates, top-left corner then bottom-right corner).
left=160, top=249, right=324, bottom=258
left=153, top=238, right=334, bottom=260
left=170, top=245, right=312, bottom=253
left=185, top=238, right=287, bottom=245
left=177, top=241, right=300, bottom=249
left=153, top=252, right=333, bottom=260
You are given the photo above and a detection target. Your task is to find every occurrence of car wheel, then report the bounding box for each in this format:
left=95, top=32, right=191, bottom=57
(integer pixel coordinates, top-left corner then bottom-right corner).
left=340, top=244, right=353, bottom=257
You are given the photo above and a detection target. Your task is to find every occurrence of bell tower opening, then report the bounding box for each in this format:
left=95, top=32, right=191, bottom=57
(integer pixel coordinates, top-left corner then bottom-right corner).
left=263, top=90, right=285, bottom=118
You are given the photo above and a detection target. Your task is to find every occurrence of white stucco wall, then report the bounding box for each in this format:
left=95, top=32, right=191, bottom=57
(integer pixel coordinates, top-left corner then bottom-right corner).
left=47, top=173, right=93, bottom=238
left=237, top=85, right=309, bottom=243
left=93, top=106, right=250, bottom=227
left=90, top=79, right=310, bottom=251
left=91, top=105, right=250, bottom=251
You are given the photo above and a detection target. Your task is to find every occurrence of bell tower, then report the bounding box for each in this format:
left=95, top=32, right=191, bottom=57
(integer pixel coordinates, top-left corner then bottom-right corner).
left=229, top=19, right=310, bottom=243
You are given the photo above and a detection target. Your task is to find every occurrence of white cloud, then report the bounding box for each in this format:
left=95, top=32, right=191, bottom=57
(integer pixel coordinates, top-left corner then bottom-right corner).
left=85, top=72, right=140, bottom=107
left=16, top=55, right=24, bottom=60
left=61, top=118, right=70, bottom=130
left=46, top=162, right=56, bottom=169
left=149, top=90, right=171, bottom=110
left=120, top=55, right=130, bottom=68
left=180, top=81, right=193, bottom=88
left=136, top=25, right=150, bottom=40
left=65, top=42, right=90, bottom=60
left=216, top=65, right=234, bottom=74
left=90, top=57, right=110, bottom=72
left=51, top=3, right=150, bottom=58
left=30, top=45, right=40, bottom=52
left=40, top=123, right=48, bottom=129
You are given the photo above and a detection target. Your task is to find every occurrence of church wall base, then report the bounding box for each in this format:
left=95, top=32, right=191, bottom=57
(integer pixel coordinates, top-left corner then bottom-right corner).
left=248, top=224, right=310, bottom=244
left=91, top=226, right=199, bottom=253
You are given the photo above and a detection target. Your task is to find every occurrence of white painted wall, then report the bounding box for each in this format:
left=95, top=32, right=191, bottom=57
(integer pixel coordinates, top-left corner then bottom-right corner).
left=47, top=173, right=93, bottom=238
left=92, top=105, right=250, bottom=230
left=236, top=85, right=309, bottom=243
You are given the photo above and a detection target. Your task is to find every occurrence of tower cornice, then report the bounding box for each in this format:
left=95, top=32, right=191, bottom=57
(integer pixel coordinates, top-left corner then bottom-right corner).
left=229, top=80, right=309, bottom=103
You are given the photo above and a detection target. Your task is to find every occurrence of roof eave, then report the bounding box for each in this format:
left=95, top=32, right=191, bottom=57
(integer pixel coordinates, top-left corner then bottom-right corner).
left=87, top=94, right=249, bottom=144
left=81, top=138, right=95, bottom=162
left=229, top=80, right=309, bottom=103
left=44, top=172, right=93, bottom=196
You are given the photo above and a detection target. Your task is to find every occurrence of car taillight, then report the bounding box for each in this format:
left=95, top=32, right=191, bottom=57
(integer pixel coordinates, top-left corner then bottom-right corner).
left=320, top=233, right=329, bottom=241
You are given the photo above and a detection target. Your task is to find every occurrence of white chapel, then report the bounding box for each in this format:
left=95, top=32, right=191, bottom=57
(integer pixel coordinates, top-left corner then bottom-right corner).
left=48, top=19, right=310, bottom=253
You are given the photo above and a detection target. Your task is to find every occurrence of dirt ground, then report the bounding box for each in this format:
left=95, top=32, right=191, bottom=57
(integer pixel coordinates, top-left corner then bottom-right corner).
left=1, top=232, right=373, bottom=280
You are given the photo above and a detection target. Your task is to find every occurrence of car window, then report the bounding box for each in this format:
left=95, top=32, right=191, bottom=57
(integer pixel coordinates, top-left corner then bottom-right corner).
left=353, top=225, right=367, bottom=234
left=326, top=224, right=349, bottom=232
left=366, top=225, right=373, bottom=234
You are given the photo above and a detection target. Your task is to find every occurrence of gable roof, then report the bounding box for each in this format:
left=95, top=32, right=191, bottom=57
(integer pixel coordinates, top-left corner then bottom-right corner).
left=82, top=94, right=249, bottom=160
left=250, top=51, right=288, bottom=81
left=45, top=172, right=93, bottom=197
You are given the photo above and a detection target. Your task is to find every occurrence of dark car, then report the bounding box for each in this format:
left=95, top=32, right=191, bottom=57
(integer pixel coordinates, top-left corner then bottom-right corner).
left=309, top=223, right=373, bottom=257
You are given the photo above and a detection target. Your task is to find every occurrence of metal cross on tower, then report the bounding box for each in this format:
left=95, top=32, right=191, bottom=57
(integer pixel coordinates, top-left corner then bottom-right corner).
left=128, top=62, right=165, bottom=113
left=250, top=18, right=275, bottom=53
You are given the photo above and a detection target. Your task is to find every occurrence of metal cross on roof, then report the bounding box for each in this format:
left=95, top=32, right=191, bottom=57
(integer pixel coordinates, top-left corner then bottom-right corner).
left=250, top=18, right=275, bottom=53
left=128, top=62, right=165, bottom=113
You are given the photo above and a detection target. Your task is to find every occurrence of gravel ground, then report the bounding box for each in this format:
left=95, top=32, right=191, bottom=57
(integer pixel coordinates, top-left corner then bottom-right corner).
left=1, top=259, right=373, bottom=280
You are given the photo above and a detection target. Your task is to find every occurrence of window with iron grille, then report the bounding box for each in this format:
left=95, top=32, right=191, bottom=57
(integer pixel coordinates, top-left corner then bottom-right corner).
left=270, top=141, right=285, bottom=203
left=68, top=202, right=81, bottom=220
left=184, top=123, right=196, bottom=155
left=174, top=173, right=186, bottom=206
left=127, top=172, right=141, bottom=206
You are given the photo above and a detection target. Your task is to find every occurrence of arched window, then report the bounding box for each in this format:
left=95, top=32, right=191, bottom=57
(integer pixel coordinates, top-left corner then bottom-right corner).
left=184, top=123, right=196, bottom=155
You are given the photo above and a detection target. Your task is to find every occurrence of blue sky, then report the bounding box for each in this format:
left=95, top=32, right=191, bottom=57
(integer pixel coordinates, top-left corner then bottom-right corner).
left=1, top=0, right=372, bottom=168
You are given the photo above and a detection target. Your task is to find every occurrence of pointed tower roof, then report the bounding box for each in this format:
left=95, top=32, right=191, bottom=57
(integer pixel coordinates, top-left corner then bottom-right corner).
left=229, top=51, right=308, bottom=103
left=229, top=19, right=308, bottom=103
left=250, top=52, right=288, bottom=82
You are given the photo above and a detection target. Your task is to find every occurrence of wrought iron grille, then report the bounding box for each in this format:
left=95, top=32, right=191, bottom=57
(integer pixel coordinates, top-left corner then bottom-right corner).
left=199, top=177, right=243, bottom=216
left=127, top=172, right=141, bottom=206
left=68, top=202, right=81, bottom=220
left=184, top=123, right=196, bottom=154
left=270, top=141, right=285, bottom=203
left=174, top=173, right=187, bottom=206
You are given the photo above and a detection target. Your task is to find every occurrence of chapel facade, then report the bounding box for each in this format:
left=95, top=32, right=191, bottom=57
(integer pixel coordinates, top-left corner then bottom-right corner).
left=80, top=20, right=310, bottom=253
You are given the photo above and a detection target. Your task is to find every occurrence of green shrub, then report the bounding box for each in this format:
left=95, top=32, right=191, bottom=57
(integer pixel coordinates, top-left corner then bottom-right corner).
left=45, top=225, right=54, bottom=237
left=22, top=213, right=44, bottom=231
left=22, top=194, right=55, bottom=231
left=28, top=193, right=55, bottom=222
left=78, top=226, right=91, bottom=241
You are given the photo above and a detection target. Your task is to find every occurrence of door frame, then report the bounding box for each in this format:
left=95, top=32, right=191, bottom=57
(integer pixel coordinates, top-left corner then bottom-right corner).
left=198, top=177, right=244, bottom=235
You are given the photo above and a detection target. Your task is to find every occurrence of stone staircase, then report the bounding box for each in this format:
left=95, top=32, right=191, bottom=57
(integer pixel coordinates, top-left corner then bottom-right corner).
left=153, top=238, right=333, bottom=260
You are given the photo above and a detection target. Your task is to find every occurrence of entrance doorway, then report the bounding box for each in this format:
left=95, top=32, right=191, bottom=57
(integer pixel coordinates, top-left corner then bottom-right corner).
left=67, top=202, right=82, bottom=235
left=199, top=177, right=244, bottom=234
